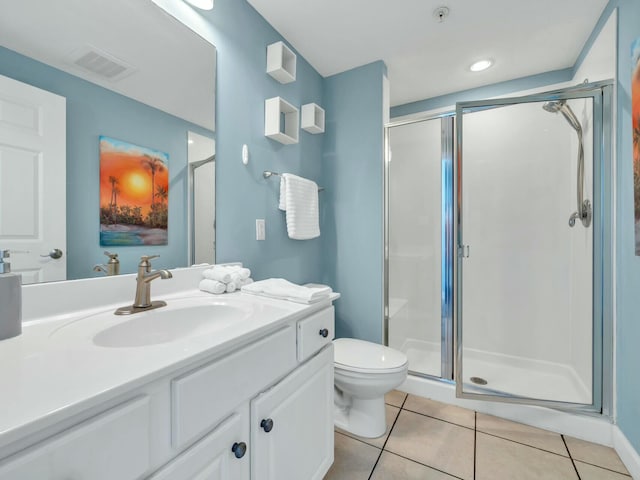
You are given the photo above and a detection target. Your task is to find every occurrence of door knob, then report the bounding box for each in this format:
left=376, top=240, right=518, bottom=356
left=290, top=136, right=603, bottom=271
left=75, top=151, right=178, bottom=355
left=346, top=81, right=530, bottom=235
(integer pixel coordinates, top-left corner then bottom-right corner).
left=41, top=248, right=63, bottom=259
left=319, top=328, right=329, bottom=338
left=260, top=418, right=274, bottom=432
left=231, top=442, right=247, bottom=459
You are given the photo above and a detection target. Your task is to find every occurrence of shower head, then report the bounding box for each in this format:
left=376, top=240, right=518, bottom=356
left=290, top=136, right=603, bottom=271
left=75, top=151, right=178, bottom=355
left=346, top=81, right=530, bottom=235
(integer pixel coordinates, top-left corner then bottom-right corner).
left=542, top=100, right=582, bottom=134
left=542, top=100, right=565, bottom=113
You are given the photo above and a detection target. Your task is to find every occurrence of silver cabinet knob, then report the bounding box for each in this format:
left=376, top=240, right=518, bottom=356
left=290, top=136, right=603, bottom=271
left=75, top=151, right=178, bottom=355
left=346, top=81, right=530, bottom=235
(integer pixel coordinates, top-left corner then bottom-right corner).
left=41, top=248, right=63, bottom=259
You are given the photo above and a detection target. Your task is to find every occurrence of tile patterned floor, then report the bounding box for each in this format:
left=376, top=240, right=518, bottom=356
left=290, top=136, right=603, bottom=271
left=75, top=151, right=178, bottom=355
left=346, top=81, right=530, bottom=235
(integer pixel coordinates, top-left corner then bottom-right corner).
left=325, top=391, right=631, bottom=480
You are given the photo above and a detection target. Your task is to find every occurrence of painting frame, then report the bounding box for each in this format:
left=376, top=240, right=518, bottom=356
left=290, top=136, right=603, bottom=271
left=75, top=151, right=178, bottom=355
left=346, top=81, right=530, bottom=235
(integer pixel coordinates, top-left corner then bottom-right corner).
left=99, top=136, right=169, bottom=246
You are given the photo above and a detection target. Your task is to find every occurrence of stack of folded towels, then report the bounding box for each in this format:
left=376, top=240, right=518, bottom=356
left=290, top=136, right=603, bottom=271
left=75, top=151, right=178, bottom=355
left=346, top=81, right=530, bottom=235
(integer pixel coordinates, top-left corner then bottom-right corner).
left=199, top=265, right=253, bottom=294
left=241, top=278, right=332, bottom=304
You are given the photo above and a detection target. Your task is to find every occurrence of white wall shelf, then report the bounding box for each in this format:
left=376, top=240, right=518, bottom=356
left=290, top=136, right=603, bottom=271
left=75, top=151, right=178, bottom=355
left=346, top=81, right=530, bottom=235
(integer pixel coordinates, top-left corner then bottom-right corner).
left=266, top=41, right=296, bottom=84
left=265, top=97, right=299, bottom=145
left=301, top=103, right=325, bottom=134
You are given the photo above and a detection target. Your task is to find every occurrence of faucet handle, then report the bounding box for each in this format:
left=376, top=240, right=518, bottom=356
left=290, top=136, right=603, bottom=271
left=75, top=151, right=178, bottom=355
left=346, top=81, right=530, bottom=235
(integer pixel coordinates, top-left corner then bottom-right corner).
left=104, top=251, right=119, bottom=260
left=139, top=254, right=160, bottom=268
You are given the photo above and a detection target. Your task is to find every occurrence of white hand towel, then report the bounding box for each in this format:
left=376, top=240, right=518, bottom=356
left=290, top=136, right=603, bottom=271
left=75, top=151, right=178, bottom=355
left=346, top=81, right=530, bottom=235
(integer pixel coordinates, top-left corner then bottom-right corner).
left=225, top=281, right=237, bottom=293
left=279, top=173, right=320, bottom=240
left=238, top=267, right=251, bottom=280
left=199, top=279, right=226, bottom=294
left=237, top=277, right=254, bottom=288
left=202, top=267, right=232, bottom=283
left=241, top=278, right=331, bottom=304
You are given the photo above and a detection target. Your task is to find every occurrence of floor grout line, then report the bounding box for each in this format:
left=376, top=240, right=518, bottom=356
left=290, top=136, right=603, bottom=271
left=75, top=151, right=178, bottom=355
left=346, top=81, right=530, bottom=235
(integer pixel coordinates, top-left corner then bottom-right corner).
left=401, top=406, right=475, bottom=431
left=380, top=450, right=465, bottom=480
left=367, top=399, right=404, bottom=480
left=475, top=430, right=573, bottom=459
left=562, top=435, right=582, bottom=480
left=474, top=411, right=477, bottom=480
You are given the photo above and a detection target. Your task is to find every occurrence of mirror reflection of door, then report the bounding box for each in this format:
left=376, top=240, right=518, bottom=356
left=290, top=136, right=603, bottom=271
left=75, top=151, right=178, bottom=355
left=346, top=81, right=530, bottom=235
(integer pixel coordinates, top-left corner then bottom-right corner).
left=188, top=131, right=215, bottom=266
left=0, top=74, right=66, bottom=284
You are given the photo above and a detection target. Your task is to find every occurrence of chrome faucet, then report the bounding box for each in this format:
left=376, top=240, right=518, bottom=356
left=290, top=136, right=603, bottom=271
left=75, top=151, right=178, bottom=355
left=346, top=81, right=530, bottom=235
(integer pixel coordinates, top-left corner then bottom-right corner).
left=115, top=255, right=172, bottom=315
left=93, top=251, right=120, bottom=276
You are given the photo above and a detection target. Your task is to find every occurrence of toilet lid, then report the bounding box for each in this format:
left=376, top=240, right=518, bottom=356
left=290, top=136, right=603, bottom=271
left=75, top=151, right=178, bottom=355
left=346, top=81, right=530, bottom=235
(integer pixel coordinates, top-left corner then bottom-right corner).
left=334, top=338, right=407, bottom=372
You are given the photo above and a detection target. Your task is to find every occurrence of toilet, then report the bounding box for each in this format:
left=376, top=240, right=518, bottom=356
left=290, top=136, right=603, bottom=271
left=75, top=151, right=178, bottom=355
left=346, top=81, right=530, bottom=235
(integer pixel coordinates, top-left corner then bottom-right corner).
left=333, top=338, right=408, bottom=438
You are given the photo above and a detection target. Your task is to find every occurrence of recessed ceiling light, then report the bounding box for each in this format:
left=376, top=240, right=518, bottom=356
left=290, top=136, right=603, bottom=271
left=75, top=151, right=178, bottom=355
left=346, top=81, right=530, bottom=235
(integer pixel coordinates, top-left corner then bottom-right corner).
left=469, top=59, right=493, bottom=72
left=184, top=0, right=214, bottom=10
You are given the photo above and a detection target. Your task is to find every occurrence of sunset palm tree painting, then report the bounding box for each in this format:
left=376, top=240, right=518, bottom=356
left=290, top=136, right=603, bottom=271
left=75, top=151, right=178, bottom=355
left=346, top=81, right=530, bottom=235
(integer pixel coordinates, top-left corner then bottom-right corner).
left=633, top=39, right=640, bottom=255
left=99, top=136, right=169, bottom=246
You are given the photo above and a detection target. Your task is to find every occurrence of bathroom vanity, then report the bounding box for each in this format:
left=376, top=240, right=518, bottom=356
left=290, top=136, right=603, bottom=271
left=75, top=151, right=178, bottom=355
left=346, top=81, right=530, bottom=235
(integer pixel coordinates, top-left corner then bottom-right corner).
left=0, top=267, right=336, bottom=479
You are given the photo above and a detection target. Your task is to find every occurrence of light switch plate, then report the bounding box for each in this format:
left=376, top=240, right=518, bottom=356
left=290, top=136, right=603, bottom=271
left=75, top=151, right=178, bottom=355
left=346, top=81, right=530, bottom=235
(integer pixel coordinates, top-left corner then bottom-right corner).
left=256, top=219, right=265, bottom=240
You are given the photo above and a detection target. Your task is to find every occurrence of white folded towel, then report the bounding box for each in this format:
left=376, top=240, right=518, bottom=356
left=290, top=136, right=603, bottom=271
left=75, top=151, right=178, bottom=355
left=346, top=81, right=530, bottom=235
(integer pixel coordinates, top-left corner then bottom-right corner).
left=225, top=281, right=237, bottom=293
left=241, top=278, right=331, bottom=304
left=279, top=173, right=320, bottom=240
left=199, top=279, right=226, bottom=294
left=202, top=267, right=232, bottom=283
left=237, top=277, right=254, bottom=288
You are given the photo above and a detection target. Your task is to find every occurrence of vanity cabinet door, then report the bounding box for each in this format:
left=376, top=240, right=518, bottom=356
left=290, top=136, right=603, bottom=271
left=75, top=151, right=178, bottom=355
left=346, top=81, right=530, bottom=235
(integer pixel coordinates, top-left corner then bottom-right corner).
left=251, top=345, right=334, bottom=480
left=150, top=405, right=250, bottom=480
left=0, top=396, right=150, bottom=480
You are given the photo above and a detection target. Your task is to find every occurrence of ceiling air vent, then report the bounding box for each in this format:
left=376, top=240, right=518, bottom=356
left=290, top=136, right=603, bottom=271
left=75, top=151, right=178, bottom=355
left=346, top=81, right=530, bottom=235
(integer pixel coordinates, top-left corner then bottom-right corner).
left=69, top=45, right=136, bottom=82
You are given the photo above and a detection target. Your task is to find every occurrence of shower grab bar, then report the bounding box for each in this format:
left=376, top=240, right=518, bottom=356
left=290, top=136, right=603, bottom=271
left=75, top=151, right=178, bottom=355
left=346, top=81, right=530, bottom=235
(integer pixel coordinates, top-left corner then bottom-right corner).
left=568, top=134, right=591, bottom=227
left=542, top=100, right=591, bottom=228
left=263, top=171, right=325, bottom=191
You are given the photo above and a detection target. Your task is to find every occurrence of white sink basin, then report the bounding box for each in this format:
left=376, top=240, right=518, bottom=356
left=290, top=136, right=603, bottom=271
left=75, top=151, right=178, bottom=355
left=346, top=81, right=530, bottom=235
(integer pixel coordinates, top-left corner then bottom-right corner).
left=93, top=303, right=251, bottom=348
left=49, top=296, right=267, bottom=348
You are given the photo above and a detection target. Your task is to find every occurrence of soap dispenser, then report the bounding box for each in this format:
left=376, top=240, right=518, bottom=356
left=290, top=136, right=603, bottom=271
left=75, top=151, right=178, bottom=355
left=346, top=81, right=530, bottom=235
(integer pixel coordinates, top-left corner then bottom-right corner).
left=0, top=250, right=22, bottom=340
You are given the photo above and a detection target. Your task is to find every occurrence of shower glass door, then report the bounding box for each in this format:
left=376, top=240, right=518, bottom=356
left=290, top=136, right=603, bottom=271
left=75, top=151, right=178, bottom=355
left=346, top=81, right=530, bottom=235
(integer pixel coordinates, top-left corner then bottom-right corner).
left=455, top=85, right=610, bottom=410
left=386, top=116, right=454, bottom=379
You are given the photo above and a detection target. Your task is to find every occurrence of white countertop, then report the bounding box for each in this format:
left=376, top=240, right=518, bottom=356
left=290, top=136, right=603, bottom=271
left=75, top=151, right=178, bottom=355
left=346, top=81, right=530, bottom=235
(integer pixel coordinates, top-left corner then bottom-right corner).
left=0, top=269, right=338, bottom=453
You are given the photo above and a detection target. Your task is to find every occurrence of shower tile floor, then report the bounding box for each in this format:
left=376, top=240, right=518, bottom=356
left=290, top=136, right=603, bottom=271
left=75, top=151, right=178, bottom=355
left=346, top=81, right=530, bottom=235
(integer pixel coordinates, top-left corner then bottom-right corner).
left=324, top=391, right=631, bottom=480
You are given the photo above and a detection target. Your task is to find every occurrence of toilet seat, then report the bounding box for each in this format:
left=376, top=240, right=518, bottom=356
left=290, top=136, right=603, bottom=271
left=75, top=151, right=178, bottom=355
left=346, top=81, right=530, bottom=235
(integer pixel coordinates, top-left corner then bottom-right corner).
left=334, top=338, right=408, bottom=374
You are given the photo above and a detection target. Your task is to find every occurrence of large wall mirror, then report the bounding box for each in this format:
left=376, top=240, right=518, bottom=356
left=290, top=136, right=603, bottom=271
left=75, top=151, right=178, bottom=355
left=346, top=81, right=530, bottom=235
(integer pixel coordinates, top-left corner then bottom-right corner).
left=0, top=0, right=216, bottom=284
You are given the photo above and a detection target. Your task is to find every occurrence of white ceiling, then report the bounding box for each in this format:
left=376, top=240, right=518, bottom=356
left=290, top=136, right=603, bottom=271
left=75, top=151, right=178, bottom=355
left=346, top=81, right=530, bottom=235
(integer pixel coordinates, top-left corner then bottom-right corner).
left=247, top=0, right=609, bottom=107
left=0, top=0, right=216, bottom=130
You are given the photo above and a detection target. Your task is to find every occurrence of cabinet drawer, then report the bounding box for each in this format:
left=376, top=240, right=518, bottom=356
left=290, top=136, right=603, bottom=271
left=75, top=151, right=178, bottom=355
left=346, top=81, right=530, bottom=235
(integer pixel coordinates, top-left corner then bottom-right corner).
left=150, top=406, right=249, bottom=480
left=0, top=396, right=150, bottom=480
left=172, top=325, right=296, bottom=449
left=297, top=306, right=334, bottom=362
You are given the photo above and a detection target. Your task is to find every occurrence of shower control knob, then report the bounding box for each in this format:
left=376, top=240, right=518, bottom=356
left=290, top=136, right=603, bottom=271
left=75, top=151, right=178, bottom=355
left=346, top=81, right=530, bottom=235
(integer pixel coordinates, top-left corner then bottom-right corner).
left=260, top=418, right=274, bottom=432
left=231, top=442, right=247, bottom=459
left=319, top=328, right=329, bottom=338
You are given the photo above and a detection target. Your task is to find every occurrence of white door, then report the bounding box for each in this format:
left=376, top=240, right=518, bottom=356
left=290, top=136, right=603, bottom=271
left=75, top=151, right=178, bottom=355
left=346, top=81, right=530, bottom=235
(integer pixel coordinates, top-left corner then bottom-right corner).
left=251, top=346, right=334, bottom=480
left=0, top=74, right=66, bottom=284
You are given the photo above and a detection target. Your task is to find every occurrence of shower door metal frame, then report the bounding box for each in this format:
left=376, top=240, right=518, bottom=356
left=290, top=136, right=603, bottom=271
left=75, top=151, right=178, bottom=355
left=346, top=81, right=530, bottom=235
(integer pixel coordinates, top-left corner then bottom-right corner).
left=454, top=81, right=614, bottom=414
left=384, top=114, right=456, bottom=381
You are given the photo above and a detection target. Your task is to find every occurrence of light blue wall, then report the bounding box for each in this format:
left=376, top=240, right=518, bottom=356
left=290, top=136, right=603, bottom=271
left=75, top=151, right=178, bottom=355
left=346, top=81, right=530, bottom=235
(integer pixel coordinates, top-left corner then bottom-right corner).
left=0, top=46, right=212, bottom=279
left=322, top=61, right=386, bottom=343
left=611, top=0, right=640, bottom=455
left=391, top=69, right=573, bottom=118
left=194, top=0, right=325, bottom=283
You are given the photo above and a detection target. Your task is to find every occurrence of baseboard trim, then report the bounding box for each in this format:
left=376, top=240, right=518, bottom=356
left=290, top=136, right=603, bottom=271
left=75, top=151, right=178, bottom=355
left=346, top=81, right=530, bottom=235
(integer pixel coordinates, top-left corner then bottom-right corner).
left=613, top=426, right=640, bottom=479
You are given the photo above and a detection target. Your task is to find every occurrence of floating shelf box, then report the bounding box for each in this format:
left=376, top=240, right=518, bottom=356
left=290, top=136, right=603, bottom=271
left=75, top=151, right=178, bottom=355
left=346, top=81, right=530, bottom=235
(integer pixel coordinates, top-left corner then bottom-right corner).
left=301, top=103, right=325, bottom=134
left=265, top=97, right=299, bottom=145
left=266, top=41, right=296, bottom=84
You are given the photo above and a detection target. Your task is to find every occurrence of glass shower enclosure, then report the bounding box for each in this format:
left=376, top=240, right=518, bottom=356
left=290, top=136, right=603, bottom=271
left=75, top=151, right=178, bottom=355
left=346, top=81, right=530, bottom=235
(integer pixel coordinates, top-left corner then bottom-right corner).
left=385, top=81, right=613, bottom=412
